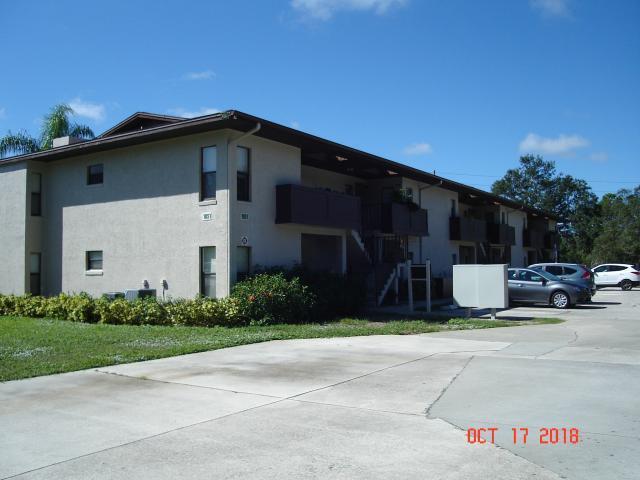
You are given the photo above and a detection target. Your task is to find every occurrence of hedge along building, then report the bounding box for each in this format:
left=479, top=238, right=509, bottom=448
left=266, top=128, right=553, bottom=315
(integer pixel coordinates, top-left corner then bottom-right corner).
left=0, top=110, right=558, bottom=302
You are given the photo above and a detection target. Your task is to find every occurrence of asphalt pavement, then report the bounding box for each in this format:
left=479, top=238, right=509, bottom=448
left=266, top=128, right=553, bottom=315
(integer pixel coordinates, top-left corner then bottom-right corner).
left=1, top=288, right=638, bottom=479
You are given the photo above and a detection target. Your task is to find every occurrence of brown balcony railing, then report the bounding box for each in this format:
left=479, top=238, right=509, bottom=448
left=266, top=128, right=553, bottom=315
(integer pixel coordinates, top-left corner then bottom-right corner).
left=275, top=184, right=361, bottom=230
left=488, top=223, right=516, bottom=245
left=523, top=228, right=545, bottom=248
left=449, top=217, right=488, bottom=242
left=362, top=202, right=428, bottom=236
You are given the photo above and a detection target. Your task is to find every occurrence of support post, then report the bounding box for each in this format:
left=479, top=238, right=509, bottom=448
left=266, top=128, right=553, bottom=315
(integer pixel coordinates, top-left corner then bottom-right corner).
left=490, top=307, right=497, bottom=320
left=406, top=259, right=413, bottom=313
left=426, top=260, right=432, bottom=313
left=394, top=264, right=399, bottom=305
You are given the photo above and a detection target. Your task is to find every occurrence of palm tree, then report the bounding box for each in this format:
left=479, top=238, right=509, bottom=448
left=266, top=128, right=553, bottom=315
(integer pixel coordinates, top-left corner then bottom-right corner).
left=0, top=104, right=95, bottom=158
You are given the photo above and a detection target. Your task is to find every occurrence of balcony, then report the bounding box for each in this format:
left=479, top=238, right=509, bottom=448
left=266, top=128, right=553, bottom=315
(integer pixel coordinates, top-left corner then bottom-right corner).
left=275, top=184, right=361, bottom=230
left=523, top=228, right=545, bottom=248
left=362, top=202, right=428, bottom=236
left=449, top=217, right=487, bottom=242
left=487, top=223, right=516, bottom=245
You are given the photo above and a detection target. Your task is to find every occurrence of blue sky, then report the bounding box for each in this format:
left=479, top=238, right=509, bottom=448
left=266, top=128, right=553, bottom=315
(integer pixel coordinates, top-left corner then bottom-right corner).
left=1, top=0, right=638, bottom=195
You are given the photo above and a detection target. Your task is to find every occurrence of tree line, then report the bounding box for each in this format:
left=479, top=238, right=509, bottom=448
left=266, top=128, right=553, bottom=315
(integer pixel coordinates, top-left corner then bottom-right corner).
left=492, top=155, right=640, bottom=266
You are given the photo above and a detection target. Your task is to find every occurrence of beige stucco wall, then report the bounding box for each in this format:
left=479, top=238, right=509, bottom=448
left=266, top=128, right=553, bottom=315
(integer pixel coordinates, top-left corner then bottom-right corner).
left=401, top=178, right=459, bottom=277
left=503, top=207, right=527, bottom=267
left=35, top=130, right=302, bottom=299
left=301, top=165, right=362, bottom=194
left=0, top=161, right=27, bottom=294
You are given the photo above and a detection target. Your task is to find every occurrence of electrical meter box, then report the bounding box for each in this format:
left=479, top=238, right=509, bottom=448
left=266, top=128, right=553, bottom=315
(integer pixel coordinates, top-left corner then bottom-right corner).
left=453, top=264, right=508, bottom=309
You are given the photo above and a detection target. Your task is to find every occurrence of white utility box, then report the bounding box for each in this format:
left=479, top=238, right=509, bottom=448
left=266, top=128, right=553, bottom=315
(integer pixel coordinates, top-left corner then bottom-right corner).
left=453, top=264, right=508, bottom=309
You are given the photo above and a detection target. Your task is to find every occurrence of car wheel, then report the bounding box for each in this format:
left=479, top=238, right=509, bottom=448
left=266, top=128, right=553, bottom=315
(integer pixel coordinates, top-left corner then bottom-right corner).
left=551, top=291, right=570, bottom=309
left=620, top=280, right=633, bottom=291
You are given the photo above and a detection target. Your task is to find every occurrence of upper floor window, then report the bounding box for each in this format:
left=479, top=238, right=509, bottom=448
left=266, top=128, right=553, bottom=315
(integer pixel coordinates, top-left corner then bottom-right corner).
left=86, top=250, right=103, bottom=271
left=201, top=146, right=217, bottom=201
left=30, top=173, right=42, bottom=216
left=237, top=146, right=250, bottom=201
left=501, top=212, right=506, bottom=224
left=450, top=199, right=457, bottom=218
left=87, top=164, right=103, bottom=185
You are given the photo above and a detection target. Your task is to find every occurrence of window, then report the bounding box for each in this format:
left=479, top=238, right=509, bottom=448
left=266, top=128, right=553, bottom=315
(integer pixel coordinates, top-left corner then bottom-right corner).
left=87, top=164, right=103, bottom=185
left=30, top=173, right=41, bottom=216
left=30, top=253, right=41, bottom=295
left=520, top=270, right=543, bottom=282
left=237, top=246, right=251, bottom=282
left=564, top=267, right=577, bottom=275
left=593, top=265, right=608, bottom=273
left=450, top=199, right=457, bottom=218
left=608, top=265, right=627, bottom=272
left=501, top=212, right=506, bottom=224
left=546, top=265, right=563, bottom=276
left=508, top=269, right=518, bottom=280
left=345, top=184, right=354, bottom=195
left=86, top=251, right=103, bottom=271
left=237, top=146, right=250, bottom=201
left=200, top=146, right=217, bottom=201
left=200, top=247, right=216, bottom=297
left=452, top=253, right=458, bottom=265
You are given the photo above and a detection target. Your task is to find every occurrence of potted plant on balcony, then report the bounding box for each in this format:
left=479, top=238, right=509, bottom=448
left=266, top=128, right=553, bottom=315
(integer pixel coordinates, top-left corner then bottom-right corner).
left=392, top=188, right=421, bottom=211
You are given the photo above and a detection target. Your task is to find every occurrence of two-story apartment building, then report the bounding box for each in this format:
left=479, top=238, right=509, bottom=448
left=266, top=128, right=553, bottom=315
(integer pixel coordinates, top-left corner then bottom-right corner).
left=0, top=110, right=558, bottom=303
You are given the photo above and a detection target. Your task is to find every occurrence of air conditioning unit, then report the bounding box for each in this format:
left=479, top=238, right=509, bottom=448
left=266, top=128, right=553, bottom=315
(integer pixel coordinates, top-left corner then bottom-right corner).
left=124, top=289, right=157, bottom=301
left=103, top=292, right=125, bottom=300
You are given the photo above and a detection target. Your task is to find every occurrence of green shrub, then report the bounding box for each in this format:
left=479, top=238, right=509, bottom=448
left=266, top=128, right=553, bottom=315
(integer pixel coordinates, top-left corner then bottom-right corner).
left=165, top=296, right=243, bottom=327
left=0, top=295, right=17, bottom=316
left=252, top=265, right=367, bottom=320
left=232, top=273, right=315, bottom=325
left=1, top=272, right=322, bottom=327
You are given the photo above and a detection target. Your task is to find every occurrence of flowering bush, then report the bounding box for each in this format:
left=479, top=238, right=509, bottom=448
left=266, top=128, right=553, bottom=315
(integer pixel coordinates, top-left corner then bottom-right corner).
left=231, top=273, right=316, bottom=325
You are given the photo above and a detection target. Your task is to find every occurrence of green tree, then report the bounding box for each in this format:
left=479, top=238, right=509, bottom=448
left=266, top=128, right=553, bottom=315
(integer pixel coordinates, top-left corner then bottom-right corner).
left=491, top=155, right=600, bottom=263
left=0, top=104, right=94, bottom=158
left=590, top=187, right=640, bottom=265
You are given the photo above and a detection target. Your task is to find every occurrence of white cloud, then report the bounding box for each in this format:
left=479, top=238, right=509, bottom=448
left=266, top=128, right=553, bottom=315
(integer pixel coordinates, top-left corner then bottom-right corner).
left=0, top=107, right=5, bottom=119
left=183, top=70, right=216, bottom=80
left=291, top=0, right=407, bottom=20
left=519, top=133, right=589, bottom=156
left=290, top=121, right=301, bottom=129
left=167, top=107, right=220, bottom=118
left=69, top=98, right=106, bottom=121
left=530, top=0, right=570, bottom=18
left=403, top=142, right=432, bottom=156
left=589, top=151, right=608, bottom=163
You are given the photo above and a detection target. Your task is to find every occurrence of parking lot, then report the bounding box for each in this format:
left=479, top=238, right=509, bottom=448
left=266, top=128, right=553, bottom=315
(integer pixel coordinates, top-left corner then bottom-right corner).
left=1, top=289, right=638, bottom=479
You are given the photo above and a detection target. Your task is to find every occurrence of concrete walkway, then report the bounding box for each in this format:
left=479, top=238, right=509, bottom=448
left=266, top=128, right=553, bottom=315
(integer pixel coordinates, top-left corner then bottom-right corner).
left=1, top=290, right=638, bottom=479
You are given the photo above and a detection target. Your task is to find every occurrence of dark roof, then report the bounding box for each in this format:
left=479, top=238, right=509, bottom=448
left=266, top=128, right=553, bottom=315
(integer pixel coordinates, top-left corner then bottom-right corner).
left=0, top=109, right=558, bottom=219
left=99, top=112, right=186, bottom=138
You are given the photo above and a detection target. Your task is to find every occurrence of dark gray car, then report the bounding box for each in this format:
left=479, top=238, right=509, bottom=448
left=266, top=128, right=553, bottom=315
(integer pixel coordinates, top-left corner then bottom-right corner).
left=508, top=268, right=592, bottom=309
left=528, top=262, right=596, bottom=297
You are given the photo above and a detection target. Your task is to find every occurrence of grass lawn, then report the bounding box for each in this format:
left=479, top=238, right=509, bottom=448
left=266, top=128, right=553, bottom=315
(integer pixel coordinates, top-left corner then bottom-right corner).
left=0, top=315, right=563, bottom=382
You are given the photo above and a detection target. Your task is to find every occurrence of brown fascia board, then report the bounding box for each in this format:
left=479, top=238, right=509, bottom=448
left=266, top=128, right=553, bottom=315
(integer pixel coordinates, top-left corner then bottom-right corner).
left=0, top=109, right=558, bottom=220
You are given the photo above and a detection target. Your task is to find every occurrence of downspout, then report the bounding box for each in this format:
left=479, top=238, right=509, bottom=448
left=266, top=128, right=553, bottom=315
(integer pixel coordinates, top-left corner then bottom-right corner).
left=418, top=180, right=443, bottom=263
left=225, top=122, right=261, bottom=296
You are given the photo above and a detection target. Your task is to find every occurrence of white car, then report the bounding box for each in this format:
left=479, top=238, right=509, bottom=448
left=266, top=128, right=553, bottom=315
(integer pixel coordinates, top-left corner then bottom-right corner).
left=592, top=264, right=640, bottom=291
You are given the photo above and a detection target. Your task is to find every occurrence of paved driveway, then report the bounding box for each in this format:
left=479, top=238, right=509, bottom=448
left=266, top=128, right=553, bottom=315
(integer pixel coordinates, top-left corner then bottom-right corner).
left=1, top=289, right=638, bottom=479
